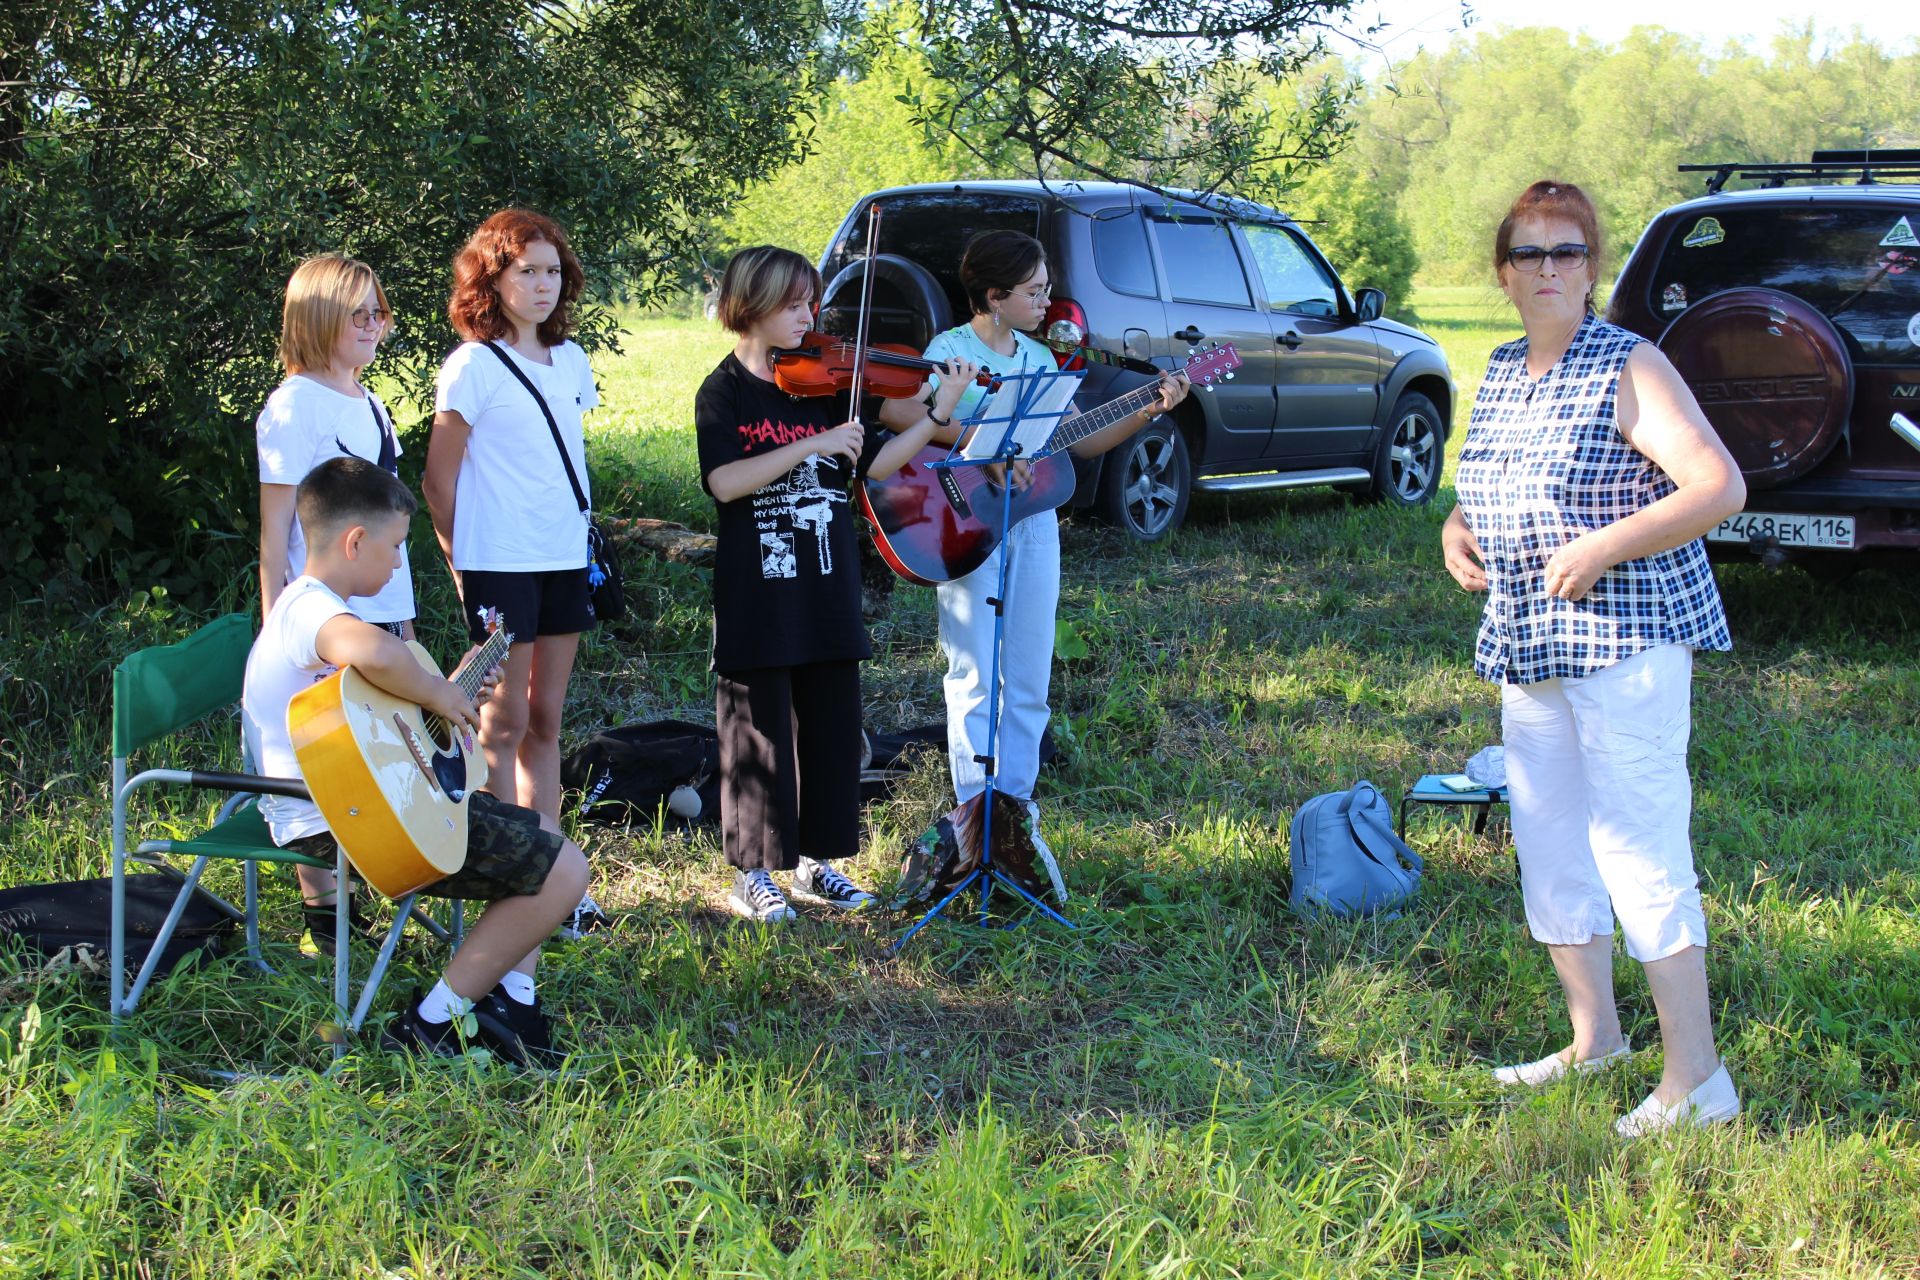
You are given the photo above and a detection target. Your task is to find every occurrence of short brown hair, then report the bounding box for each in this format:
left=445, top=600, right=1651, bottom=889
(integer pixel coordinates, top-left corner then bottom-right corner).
left=714, top=245, right=820, bottom=335
left=296, top=456, right=416, bottom=542
left=448, top=209, right=585, bottom=346
left=959, top=230, right=1047, bottom=316
left=1495, top=180, right=1604, bottom=308
left=278, top=254, right=390, bottom=375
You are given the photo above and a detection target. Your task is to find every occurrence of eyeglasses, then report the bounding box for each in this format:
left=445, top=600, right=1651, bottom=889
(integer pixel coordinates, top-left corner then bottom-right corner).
left=1012, top=285, right=1052, bottom=303
left=1505, top=244, right=1589, bottom=273
left=349, top=306, right=391, bottom=329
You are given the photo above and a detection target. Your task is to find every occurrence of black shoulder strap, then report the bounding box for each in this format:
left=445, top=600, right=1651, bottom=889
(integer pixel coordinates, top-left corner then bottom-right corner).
left=365, top=395, right=397, bottom=474
left=480, top=341, right=589, bottom=515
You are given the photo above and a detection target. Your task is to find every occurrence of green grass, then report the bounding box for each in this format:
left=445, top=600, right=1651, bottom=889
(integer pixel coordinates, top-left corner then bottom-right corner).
left=2, top=288, right=1917, bottom=1277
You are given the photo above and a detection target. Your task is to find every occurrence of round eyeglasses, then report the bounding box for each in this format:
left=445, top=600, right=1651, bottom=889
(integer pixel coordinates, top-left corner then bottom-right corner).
left=349, top=306, right=391, bottom=330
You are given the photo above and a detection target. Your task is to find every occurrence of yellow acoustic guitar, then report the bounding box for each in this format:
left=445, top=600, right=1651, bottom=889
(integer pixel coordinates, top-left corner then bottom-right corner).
left=288, top=613, right=512, bottom=898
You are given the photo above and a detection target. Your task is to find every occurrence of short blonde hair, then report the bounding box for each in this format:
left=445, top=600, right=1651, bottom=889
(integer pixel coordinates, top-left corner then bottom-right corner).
left=278, top=254, right=390, bottom=375
left=715, top=245, right=820, bottom=335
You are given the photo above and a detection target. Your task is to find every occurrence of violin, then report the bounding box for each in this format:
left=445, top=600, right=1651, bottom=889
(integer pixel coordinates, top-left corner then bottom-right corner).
left=769, top=331, right=999, bottom=401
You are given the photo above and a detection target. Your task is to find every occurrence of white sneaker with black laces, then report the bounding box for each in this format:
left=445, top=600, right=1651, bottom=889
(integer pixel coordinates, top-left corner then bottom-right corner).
left=727, top=869, right=797, bottom=923
left=790, top=857, right=876, bottom=911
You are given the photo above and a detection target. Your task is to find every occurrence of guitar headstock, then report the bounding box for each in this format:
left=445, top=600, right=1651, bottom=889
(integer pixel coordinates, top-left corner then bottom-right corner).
left=1180, top=343, right=1242, bottom=392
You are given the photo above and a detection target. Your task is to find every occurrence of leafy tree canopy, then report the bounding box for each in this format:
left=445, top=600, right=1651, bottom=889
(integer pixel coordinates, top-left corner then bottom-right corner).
left=1, top=0, right=826, bottom=598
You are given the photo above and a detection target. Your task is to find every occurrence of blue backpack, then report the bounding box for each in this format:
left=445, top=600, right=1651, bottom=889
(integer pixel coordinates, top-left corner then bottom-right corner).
left=1288, top=781, right=1425, bottom=918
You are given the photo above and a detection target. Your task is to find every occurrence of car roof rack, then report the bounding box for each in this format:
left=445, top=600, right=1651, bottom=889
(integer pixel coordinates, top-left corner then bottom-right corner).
left=1680, top=150, right=1920, bottom=194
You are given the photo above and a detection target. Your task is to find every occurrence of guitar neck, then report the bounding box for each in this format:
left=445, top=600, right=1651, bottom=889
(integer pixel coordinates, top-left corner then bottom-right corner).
left=450, top=629, right=511, bottom=700
left=1047, top=380, right=1164, bottom=453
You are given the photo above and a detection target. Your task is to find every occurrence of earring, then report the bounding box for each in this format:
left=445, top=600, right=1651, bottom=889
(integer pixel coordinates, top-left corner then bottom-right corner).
left=992, top=309, right=1002, bottom=328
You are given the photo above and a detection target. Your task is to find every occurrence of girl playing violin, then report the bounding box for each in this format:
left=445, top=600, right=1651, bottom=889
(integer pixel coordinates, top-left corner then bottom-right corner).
left=696, top=246, right=971, bottom=922
left=879, top=230, right=1189, bottom=861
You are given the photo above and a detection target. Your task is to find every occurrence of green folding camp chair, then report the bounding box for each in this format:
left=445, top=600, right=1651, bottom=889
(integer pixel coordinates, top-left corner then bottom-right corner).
left=110, top=611, right=461, bottom=1056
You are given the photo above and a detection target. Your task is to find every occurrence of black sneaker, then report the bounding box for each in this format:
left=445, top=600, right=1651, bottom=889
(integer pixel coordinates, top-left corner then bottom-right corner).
left=380, top=991, right=530, bottom=1067
left=556, top=892, right=611, bottom=941
left=300, top=897, right=378, bottom=959
left=380, top=998, right=467, bottom=1059
left=490, top=984, right=565, bottom=1066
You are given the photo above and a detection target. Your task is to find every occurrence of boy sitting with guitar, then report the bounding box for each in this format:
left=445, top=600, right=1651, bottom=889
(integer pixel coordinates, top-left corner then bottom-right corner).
left=242, top=457, right=591, bottom=1064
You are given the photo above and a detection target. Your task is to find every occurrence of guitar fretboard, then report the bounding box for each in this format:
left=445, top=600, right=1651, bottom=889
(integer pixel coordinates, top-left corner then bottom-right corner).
left=424, top=627, right=512, bottom=740
left=1041, top=346, right=1236, bottom=452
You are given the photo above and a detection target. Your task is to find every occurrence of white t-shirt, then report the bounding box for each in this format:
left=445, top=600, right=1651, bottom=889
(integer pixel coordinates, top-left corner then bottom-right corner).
left=242, top=575, right=354, bottom=844
left=255, top=375, right=417, bottom=624
left=434, top=340, right=600, bottom=572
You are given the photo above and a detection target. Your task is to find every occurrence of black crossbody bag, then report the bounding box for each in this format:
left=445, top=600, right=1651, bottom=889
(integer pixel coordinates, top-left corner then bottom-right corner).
left=480, top=341, right=625, bottom=621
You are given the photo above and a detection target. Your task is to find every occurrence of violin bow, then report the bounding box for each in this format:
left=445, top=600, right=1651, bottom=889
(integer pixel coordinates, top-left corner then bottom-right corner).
left=843, top=201, right=883, bottom=427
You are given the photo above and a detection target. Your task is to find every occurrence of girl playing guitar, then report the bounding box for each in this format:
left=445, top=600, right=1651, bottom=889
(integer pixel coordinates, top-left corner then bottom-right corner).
left=877, top=231, right=1190, bottom=852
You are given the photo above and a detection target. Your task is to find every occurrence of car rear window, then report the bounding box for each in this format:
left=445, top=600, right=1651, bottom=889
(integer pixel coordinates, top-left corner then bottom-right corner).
left=1149, top=217, right=1253, bottom=308
left=826, top=192, right=1046, bottom=318
left=1090, top=209, right=1156, bottom=297
left=1648, top=203, right=1920, bottom=366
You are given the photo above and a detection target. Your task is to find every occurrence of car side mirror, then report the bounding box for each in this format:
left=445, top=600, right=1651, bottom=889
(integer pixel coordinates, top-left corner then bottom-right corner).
left=1354, top=287, right=1386, bottom=322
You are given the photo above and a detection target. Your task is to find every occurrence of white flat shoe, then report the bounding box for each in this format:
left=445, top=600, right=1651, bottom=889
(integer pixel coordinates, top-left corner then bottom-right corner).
left=1615, top=1063, right=1741, bottom=1138
left=1491, top=1040, right=1632, bottom=1088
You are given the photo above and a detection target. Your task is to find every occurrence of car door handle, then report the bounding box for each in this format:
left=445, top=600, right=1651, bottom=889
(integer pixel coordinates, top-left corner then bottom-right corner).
left=1278, top=329, right=1303, bottom=350
left=1173, top=325, right=1206, bottom=343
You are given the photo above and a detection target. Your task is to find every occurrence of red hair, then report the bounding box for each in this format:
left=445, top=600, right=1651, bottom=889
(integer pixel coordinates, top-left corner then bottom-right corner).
left=1495, top=180, right=1604, bottom=287
left=448, top=208, right=585, bottom=346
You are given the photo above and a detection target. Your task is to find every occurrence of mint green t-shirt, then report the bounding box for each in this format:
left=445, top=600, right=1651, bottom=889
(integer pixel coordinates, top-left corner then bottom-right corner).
left=923, top=324, right=1056, bottom=434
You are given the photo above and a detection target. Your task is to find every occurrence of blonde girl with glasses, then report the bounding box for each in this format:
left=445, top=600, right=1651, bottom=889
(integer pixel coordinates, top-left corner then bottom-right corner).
left=255, top=252, right=414, bottom=956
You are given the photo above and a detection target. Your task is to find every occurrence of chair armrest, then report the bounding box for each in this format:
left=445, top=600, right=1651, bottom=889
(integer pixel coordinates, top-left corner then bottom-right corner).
left=188, top=770, right=311, bottom=801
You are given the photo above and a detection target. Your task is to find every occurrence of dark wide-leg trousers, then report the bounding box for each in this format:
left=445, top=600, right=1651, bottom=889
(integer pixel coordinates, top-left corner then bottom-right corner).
left=715, top=659, right=862, bottom=872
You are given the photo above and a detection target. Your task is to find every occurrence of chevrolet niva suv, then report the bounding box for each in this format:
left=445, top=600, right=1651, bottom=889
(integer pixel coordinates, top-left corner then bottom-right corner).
left=815, top=181, right=1454, bottom=540
left=1611, top=150, right=1920, bottom=567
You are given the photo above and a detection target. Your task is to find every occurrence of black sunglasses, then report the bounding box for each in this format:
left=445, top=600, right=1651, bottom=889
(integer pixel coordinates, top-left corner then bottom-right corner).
left=1506, top=243, right=1589, bottom=272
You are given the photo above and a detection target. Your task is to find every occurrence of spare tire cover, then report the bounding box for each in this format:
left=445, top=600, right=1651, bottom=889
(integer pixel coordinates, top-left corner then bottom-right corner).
left=1657, top=287, right=1854, bottom=489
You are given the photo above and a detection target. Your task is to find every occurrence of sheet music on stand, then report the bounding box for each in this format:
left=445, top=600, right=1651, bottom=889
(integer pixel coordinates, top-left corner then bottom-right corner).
left=952, top=366, right=1084, bottom=462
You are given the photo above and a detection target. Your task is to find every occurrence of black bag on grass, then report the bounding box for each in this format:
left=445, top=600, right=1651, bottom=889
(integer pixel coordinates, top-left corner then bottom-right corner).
left=0, top=875, right=234, bottom=975
left=563, top=720, right=722, bottom=826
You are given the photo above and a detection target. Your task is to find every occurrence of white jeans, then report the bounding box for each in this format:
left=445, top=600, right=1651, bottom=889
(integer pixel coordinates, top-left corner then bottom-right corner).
left=1501, top=644, right=1709, bottom=963
left=938, top=513, right=1060, bottom=803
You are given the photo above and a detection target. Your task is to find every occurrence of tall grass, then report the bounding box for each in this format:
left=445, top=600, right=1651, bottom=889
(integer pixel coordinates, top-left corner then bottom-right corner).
left=1, top=289, right=1915, bottom=1277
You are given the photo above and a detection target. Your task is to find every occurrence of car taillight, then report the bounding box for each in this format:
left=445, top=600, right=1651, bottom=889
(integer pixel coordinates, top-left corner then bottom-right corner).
left=1043, top=298, right=1088, bottom=369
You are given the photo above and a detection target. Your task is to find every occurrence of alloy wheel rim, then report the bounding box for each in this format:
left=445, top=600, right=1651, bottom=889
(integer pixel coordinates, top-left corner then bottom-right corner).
left=1388, top=411, right=1439, bottom=501
left=1123, top=434, right=1182, bottom=536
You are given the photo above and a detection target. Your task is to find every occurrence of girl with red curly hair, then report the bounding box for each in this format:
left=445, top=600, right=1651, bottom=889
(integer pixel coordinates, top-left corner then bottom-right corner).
left=424, top=210, right=602, bottom=854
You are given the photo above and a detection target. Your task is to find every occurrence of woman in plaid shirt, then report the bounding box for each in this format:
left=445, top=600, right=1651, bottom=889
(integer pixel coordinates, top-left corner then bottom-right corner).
left=1442, top=180, right=1748, bottom=1138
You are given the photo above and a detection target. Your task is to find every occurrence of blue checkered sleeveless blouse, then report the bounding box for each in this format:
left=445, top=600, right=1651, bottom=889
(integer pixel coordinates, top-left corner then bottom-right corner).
left=1455, top=314, right=1730, bottom=685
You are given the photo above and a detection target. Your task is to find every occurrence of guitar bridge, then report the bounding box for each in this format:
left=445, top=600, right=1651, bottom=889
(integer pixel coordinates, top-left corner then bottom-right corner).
left=939, top=471, right=972, bottom=518
left=395, top=713, right=443, bottom=797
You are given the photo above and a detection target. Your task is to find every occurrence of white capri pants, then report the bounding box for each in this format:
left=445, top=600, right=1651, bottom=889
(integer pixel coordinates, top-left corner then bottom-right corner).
left=1500, top=643, right=1708, bottom=962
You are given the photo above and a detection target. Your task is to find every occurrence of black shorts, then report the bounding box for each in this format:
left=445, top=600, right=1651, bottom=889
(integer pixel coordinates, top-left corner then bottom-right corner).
left=280, top=791, right=564, bottom=902
left=458, top=567, right=596, bottom=645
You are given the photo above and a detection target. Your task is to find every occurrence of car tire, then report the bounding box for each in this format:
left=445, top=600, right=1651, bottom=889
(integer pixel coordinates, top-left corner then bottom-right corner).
left=1096, top=418, right=1191, bottom=541
left=1360, top=390, right=1445, bottom=506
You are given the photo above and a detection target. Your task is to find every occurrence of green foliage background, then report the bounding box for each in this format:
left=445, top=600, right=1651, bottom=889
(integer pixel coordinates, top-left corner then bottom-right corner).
left=0, top=0, right=825, bottom=600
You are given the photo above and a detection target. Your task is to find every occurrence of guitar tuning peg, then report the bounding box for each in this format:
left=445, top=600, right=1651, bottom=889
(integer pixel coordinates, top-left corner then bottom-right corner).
left=1186, top=345, right=1197, bottom=356
left=1223, top=371, right=1235, bottom=380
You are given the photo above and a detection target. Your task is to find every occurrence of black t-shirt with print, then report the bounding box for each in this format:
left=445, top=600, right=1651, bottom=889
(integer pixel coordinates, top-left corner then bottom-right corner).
left=695, top=353, right=885, bottom=673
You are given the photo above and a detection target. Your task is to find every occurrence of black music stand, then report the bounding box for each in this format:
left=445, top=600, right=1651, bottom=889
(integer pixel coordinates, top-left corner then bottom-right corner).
left=889, top=365, right=1083, bottom=955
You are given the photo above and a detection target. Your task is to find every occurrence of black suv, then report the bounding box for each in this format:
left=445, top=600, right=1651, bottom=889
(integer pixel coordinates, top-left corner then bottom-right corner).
left=816, top=181, right=1454, bottom=539
left=1611, top=150, right=1920, bottom=566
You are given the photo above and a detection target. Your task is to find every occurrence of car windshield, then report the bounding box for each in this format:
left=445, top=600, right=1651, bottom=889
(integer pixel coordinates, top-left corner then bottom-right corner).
left=1648, top=203, right=1920, bottom=365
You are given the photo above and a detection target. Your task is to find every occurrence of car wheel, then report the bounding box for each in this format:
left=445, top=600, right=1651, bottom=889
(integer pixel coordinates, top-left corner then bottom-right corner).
left=1362, top=390, right=1444, bottom=506
left=1096, top=418, right=1191, bottom=541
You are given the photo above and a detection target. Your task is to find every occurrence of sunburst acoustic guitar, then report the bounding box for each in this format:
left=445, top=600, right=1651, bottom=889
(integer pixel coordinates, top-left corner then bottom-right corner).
left=288, top=612, right=512, bottom=898
left=858, top=343, right=1242, bottom=585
